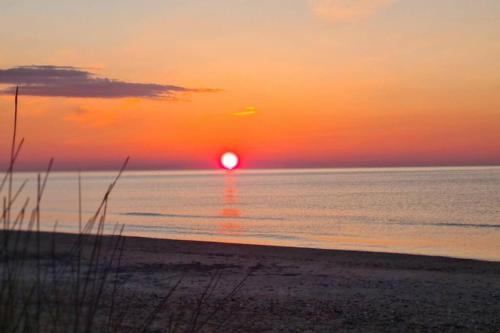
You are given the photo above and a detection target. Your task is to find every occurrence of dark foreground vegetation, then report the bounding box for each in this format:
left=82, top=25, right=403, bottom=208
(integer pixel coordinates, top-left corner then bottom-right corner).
left=0, top=89, right=251, bottom=332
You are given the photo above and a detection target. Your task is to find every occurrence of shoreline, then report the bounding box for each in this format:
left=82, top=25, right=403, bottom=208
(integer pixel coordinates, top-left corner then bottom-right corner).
left=118, top=233, right=500, bottom=264
left=27, top=230, right=500, bottom=264
left=3, top=230, right=500, bottom=331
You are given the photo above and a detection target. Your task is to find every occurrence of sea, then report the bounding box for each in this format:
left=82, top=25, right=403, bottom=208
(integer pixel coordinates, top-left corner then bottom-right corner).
left=7, top=166, right=500, bottom=261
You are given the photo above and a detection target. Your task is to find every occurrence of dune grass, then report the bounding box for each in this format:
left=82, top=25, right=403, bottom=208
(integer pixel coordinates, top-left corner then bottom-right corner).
left=0, top=88, right=250, bottom=332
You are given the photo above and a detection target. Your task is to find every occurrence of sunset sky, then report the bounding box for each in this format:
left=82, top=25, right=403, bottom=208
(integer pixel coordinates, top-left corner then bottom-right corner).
left=1, top=0, right=499, bottom=170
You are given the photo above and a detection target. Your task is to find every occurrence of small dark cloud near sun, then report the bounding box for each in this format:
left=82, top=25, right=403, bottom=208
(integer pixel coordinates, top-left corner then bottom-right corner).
left=0, top=65, right=217, bottom=99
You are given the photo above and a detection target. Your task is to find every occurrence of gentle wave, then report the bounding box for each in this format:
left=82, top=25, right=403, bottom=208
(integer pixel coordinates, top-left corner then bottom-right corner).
left=123, top=211, right=284, bottom=221
left=123, top=212, right=500, bottom=229
left=120, top=223, right=301, bottom=241
left=427, top=222, right=500, bottom=229
left=384, top=220, right=500, bottom=229
left=120, top=212, right=500, bottom=229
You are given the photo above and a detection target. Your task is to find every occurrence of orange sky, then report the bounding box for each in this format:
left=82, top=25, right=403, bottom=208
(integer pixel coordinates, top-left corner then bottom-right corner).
left=1, top=0, right=499, bottom=170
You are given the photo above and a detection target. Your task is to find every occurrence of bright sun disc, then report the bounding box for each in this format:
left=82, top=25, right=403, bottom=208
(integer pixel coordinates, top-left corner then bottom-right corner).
left=221, top=152, right=239, bottom=170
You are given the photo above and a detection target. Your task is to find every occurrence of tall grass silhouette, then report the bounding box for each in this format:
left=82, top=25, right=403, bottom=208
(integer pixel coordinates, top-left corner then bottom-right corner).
left=0, top=88, right=250, bottom=332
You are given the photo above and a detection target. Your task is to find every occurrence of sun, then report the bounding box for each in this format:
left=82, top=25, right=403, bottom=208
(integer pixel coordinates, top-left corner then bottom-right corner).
left=220, top=152, right=239, bottom=170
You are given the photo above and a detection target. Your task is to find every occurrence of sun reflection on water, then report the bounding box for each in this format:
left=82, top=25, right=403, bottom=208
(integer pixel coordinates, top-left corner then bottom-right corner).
left=218, top=172, right=242, bottom=235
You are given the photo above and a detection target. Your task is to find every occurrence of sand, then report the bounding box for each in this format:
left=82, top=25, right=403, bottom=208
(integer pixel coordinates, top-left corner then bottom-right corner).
left=3, top=231, right=500, bottom=332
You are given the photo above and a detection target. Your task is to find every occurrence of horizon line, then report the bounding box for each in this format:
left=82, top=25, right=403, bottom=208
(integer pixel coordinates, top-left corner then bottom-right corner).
left=4, top=163, right=500, bottom=174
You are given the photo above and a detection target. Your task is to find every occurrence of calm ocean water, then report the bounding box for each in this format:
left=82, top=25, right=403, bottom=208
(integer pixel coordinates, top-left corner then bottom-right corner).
left=8, top=166, right=500, bottom=261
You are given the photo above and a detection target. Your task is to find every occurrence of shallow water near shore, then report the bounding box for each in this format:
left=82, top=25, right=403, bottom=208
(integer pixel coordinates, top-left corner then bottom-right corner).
left=8, top=166, right=500, bottom=261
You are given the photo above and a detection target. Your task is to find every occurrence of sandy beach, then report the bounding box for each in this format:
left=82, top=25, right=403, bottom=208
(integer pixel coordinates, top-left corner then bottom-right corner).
left=4, top=231, right=499, bottom=332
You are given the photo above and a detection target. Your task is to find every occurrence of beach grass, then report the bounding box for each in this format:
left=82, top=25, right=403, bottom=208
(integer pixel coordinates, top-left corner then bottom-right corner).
left=0, top=88, right=250, bottom=332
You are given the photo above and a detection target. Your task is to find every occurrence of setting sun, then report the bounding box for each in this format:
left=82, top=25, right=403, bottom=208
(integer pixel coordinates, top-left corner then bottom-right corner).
left=220, top=152, right=239, bottom=170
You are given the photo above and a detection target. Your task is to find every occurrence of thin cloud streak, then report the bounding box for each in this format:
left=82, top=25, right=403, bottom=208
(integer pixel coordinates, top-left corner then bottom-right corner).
left=232, top=106, right=257, bottom=117
left=0, top=65, right=217, bottom=99
left=309, top=0, right=396, bottom=22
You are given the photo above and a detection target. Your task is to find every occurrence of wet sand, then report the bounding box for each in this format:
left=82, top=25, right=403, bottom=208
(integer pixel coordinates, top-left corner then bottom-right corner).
left=4, top=231, right=500, bottom=332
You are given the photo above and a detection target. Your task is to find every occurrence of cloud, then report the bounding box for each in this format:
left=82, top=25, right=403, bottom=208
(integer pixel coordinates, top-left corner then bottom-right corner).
left=0, top=65, right=216, bottom=99
left=309, top=0, right=395, bottom=23
left=232, top=106, right=257, bottom=117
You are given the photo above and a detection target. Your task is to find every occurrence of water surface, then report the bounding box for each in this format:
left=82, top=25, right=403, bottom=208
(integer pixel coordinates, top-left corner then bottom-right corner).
left=9, top=167, right=500, bottom=261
